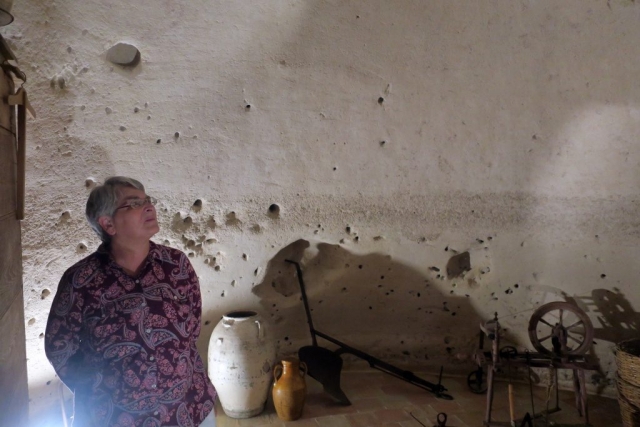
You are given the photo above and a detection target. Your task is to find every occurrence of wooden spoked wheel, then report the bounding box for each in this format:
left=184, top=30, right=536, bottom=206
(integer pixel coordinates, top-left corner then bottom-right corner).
left=467, top=368, right=488, bottom=394
left=528, top=302, right=594, bottom=356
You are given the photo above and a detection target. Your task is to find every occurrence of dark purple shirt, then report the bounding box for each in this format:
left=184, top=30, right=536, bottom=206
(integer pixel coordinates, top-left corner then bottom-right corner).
left=45, top=241, right=216, bottom=427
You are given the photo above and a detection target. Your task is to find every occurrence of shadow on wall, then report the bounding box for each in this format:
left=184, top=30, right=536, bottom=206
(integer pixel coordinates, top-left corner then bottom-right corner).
left=498, top=285, right=640, bottom=351
left=560, top=289, right=640, bottom=393
left=252, top=239, right=484, bottom=369
left=571, top=289, right=640, bottom=345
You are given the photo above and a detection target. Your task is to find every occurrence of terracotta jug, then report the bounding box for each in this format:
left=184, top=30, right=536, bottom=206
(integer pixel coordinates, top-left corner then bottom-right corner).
left=272, top=357, right=307, bottom=421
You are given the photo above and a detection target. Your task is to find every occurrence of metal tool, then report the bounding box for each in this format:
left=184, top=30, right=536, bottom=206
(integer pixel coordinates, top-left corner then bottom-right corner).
left=520, top=413, right=533, bottom=427
left=286, top=259, right=453, bottom=404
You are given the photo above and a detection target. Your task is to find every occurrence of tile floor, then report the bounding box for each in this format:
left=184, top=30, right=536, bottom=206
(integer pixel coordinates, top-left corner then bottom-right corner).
left=214, top=370, right=622, bottom=427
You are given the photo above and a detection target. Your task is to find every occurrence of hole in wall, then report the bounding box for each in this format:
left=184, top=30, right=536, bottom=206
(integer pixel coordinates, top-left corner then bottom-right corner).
left=268, top=204, right=280, bottom=218
left=446, top=251, right=471, bottom=278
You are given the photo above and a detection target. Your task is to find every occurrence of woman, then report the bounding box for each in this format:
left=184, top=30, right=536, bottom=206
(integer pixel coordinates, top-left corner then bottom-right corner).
left=45, top=176, right=216, bottom=427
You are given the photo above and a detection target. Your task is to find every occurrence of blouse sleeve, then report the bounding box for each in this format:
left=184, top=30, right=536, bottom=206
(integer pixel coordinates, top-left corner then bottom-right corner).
left=44, top=271, right=91, bottom=392
left=183, top=254, right=203, bottom=341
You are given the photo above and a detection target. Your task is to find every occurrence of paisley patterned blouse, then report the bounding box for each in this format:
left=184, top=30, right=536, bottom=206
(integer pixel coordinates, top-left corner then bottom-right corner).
left=45, top=241, right=216, bottom=427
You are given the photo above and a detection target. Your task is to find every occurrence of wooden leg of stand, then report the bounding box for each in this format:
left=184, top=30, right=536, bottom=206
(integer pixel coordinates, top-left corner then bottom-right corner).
left=573, top=369, right=581, bottom=416
left=555, top=367, right=560, bottom=411
left=578, top=369, right=588, bottom=425
left=485, top=367, right=495, bottom=426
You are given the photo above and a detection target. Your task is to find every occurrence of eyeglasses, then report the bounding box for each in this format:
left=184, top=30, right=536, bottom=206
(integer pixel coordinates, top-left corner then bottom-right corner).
left=115, top=196, right=157, bottom=211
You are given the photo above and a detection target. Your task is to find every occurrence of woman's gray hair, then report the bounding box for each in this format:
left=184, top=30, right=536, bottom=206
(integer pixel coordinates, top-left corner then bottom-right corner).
left=86, top=176, right=145, bottom=243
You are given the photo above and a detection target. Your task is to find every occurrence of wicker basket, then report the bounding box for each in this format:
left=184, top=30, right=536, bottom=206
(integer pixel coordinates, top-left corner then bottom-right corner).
left=619, top=375, right=640, bottom=407
left=619, top=393, right=640, bottom=427
left=617, top=339, right=640, bottom=388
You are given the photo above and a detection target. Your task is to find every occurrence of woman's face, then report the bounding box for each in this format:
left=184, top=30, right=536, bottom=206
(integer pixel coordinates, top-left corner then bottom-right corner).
left=107, top=186, right=159, bottom=243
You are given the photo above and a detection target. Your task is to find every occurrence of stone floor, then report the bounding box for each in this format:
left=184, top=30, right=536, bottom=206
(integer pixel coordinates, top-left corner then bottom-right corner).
left=214, top=370, right=622, bottom=427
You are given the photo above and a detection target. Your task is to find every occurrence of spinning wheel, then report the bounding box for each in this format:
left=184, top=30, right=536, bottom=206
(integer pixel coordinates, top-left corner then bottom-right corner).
left=467, top=368, right=487, bottom=394
left=473, top=302, right=598, bottom=425
left=528, top=302, right=594, bottom=356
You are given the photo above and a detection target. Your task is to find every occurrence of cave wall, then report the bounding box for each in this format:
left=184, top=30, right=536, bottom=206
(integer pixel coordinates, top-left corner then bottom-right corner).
left=6, top=1, right=640, bottom=423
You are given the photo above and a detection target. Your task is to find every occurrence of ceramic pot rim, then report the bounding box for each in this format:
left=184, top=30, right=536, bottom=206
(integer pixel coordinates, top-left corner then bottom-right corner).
left=224, top=310, right=258, bottom=319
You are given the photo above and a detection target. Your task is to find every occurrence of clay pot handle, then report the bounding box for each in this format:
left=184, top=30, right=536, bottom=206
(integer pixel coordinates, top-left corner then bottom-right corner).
left=299, top=361, right=307, bottom=378
left=273, top=362, right=283, bottom=384
left=255, top=320, right=264, bottom=338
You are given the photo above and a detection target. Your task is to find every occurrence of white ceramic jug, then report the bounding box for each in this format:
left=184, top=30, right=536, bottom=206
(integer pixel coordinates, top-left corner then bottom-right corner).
left=208, top=311, right=276, bottom=418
